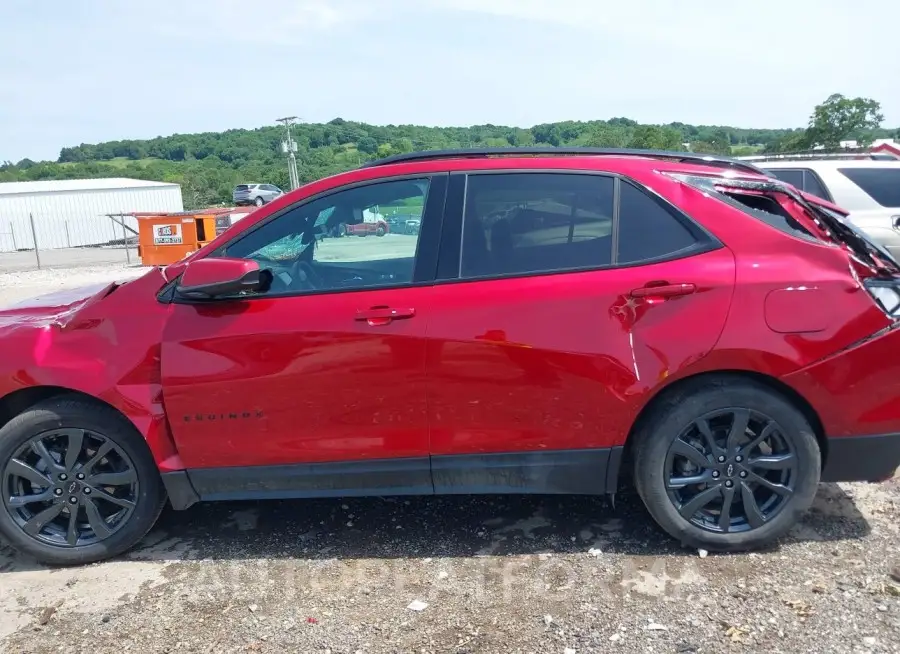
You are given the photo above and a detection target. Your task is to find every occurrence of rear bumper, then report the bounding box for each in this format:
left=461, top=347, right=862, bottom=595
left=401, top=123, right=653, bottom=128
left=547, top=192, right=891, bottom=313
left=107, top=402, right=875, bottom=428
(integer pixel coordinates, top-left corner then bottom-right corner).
left=822, top=433, right=900, bottom=482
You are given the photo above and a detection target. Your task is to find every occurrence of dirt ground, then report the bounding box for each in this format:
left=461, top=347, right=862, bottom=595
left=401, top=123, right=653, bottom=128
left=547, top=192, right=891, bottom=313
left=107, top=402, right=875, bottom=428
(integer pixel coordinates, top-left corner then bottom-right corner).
left=0, top=247, right=136, bottom=275
left=1, top=481, right=899, bottom=654
left=1, top=265, right=899, bottom=653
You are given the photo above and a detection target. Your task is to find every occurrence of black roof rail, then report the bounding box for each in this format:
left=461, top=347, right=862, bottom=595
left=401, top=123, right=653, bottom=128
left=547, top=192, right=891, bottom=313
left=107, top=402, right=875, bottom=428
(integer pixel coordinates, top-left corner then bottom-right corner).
left=361, top=147, right=768, bottom=176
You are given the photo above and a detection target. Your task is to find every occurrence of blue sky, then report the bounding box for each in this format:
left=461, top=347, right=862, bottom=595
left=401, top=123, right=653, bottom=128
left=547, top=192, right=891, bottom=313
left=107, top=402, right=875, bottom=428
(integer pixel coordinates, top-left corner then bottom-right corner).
left=2, top=0, right=898, bottom=162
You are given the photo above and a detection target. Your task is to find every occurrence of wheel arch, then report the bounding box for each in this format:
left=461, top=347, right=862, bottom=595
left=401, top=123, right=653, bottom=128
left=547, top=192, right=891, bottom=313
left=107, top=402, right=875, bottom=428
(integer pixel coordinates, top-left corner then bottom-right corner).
left=617, top=370, right=827, bottom=487
left=0, top=385, right=76, bottom=432
left=0, top=385, right=179, bottom=468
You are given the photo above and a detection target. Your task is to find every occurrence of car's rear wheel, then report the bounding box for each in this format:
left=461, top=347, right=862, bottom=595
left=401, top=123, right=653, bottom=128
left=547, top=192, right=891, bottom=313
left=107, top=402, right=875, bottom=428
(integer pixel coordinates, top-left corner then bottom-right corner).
left=632, top=377, right=820, bottom=552
left=375, top=225, right=386, bottom=237
left=254, top=196, right=265, bottom=207
left=0, top=396, right=164, bottom=565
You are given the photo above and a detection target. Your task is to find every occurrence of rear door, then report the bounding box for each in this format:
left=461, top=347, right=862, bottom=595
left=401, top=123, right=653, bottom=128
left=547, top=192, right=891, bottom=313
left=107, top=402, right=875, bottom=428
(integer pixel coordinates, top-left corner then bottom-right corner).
left=424, top=171, right=735, bottom=494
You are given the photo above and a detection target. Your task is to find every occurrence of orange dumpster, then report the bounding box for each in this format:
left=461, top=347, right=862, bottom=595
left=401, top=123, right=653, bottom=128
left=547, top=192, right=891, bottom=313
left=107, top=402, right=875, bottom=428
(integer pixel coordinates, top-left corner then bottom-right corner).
left=134, top=208, right=253, bottom=266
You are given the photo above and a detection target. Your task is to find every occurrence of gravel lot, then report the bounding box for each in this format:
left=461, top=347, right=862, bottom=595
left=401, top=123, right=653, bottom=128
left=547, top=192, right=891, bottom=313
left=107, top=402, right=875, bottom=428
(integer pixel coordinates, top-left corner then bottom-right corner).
left=0, top=264, right=147, bottom=308
left=0, top=247, right=136, bottom=275
left=1, top=265, right=899, bottom=653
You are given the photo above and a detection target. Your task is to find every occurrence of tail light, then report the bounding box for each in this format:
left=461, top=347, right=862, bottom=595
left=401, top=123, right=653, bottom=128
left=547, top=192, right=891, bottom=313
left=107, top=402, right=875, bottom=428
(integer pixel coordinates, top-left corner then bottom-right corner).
left=864, top=279, right=900, bottom=318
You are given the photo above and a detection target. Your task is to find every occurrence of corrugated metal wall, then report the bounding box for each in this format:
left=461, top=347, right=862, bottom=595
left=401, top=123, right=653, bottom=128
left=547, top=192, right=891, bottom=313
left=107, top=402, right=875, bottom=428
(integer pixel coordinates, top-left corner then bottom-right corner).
left=0, top=186, right=184, bottom=252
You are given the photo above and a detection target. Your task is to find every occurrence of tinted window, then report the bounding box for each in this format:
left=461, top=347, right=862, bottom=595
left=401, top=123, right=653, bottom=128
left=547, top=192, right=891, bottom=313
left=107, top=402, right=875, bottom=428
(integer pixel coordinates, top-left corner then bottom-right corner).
left=768, top=169, right=804, bottom=188
left=617, top=182, right=697, bottom=263
left=802, top=170, right=830, bottom=200
left=838, top=168, right=900, bottom=207
left=222, top=178, right=429, bottom=295
left=460, top=173, right=614, bottom=278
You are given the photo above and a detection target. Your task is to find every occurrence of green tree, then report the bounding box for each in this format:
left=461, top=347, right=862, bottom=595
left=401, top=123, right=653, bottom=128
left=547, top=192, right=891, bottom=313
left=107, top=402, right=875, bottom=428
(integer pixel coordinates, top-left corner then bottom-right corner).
left=584, top=124, right=629, bottom=148
left=806, top=93, right=884, bottom=148
left=357, top=137, right=378, bottom=154
left=629, top=125, right=683, bottom=150
left=691, top=130, right=732, bottom=155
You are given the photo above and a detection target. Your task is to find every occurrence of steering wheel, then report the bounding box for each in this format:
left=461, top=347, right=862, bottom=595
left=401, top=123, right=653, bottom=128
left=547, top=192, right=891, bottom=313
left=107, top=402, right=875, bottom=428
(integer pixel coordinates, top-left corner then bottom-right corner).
left=290, top=259, right=323, bottom=291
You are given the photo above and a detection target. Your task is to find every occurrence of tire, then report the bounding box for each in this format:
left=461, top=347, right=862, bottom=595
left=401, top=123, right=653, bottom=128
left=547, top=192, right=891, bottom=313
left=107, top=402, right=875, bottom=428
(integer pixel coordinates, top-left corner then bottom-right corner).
left=375, top=225, right=386, bottom=237
left=0, top=395, right=165, bottom=565
left=254, top=196, right=265, bottom=207
left=632, top=377, right=820, bottom=552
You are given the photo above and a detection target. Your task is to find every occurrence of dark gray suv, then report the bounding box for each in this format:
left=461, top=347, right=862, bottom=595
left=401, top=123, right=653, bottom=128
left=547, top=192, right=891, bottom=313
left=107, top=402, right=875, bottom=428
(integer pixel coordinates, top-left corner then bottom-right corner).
left=233, top=184, right=284, bottom=207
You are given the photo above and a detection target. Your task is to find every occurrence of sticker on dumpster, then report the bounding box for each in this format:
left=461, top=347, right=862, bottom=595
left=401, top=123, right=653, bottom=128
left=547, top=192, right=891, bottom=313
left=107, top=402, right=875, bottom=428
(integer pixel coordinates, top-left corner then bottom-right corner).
left=153, top=224, right=182, bottom=245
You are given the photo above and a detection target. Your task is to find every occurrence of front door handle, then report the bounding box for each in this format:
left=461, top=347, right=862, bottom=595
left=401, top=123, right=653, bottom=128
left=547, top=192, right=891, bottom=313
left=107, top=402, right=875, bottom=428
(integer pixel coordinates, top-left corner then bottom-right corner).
left=630, top=283, right=696, bottom=299
left=355, top=306, right=416, bottom=326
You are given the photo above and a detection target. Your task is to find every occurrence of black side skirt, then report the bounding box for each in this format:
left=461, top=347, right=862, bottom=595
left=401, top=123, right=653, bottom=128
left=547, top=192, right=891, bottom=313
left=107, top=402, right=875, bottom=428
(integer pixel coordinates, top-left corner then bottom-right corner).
left=167, top=447, right=623, bottom=507
left=821, top=433, right=900, bottom=482
left=432, top=448, right=615, bottom=495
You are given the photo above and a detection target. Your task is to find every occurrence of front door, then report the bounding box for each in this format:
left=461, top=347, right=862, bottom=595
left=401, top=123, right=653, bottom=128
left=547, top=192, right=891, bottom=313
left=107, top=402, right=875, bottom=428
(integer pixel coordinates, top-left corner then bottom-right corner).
left=425, top=171, right=735, bottom=494
left=160, top=174, right=447, bottom=500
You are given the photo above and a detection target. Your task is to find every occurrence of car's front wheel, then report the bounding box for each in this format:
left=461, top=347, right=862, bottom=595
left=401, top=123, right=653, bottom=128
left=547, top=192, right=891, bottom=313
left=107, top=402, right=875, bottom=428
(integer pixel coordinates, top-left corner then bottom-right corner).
left=632, top=377, right=820, bottom=552
left=0, top=396, right=165, bottom=565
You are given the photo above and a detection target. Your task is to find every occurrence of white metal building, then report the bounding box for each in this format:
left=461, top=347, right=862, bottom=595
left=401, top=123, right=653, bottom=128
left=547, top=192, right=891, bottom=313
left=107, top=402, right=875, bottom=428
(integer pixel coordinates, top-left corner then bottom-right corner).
left=0, top=178, right=183, bottom=253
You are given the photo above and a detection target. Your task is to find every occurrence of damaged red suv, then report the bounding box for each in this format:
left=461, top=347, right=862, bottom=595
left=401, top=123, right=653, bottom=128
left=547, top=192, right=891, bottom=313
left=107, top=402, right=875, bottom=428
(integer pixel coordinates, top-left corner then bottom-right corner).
left=2, top=148, right=900, bottom=565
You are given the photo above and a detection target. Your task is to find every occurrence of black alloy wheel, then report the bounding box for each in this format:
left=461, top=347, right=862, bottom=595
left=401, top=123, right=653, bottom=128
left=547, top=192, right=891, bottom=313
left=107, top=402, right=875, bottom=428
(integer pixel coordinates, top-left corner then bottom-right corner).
left=632, top=377, right=821, bottom=552
left=3, top=428, right=139, bottom=547
left=665, top=409, right=796, bottom=533
left=0, top=396, right=165, bottom=565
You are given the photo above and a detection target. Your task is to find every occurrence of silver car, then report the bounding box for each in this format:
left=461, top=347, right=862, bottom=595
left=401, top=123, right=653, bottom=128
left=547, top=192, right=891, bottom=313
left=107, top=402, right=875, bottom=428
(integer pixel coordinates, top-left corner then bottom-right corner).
left=233, top=184, right=284, bottom=207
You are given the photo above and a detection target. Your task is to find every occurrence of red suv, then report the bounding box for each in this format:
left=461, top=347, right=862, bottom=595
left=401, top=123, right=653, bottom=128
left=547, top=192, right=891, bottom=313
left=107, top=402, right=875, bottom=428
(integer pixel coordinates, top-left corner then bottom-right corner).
left=344, top=219, right=389, bottom=237
left=2, top=148, right=900, bottom=565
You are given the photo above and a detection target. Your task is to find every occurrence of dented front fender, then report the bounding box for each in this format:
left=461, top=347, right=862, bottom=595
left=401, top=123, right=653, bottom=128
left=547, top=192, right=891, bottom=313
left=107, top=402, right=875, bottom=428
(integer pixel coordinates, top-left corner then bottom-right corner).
left=0, top=269, right=184, bottom=470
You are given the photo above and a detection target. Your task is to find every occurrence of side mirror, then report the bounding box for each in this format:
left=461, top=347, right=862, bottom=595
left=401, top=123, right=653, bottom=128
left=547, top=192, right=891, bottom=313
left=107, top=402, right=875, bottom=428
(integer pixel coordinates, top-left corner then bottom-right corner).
left=176, top=257, right=271, bottom=300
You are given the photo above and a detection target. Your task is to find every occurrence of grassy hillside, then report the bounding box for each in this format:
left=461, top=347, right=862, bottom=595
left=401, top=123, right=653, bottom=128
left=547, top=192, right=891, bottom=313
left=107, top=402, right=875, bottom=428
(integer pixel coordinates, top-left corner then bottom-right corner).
left=1, top=117, right=895, bottom=209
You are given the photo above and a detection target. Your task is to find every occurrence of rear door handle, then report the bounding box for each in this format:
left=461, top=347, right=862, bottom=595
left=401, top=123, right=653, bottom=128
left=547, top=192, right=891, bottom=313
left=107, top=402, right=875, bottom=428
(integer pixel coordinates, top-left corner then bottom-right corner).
left=630, top=283, right=696, bottom=299
left=355, top=306, right=416, bottom=326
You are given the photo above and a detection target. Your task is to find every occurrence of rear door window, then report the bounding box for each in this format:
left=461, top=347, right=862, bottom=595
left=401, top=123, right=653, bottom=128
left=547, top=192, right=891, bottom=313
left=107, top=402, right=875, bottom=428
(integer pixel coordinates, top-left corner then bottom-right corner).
left=616, top=182, right=699, bottom=263
left=768, top=169, right=804, bottom=189
left=460, top=173, right=615, bottom=278
left=802, top=170, right=831, bottom=200
left=838, top=168, right=900, bottom=207
left=764, top=169, right=831, bottom=200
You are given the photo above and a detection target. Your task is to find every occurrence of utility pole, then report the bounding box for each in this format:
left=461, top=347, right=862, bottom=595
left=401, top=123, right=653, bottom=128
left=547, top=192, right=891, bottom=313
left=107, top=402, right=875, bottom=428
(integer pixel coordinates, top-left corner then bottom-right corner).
left=276, top=116, right=300, bottom=191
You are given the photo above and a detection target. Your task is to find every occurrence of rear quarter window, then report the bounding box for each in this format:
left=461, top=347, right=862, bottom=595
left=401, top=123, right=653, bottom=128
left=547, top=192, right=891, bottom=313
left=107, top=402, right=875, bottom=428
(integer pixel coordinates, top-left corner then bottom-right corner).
left=675, top=174, right=819, bottom=242
left=838, top=168, right=900, bottom=207
left=721, top=192, right=818, bottom=242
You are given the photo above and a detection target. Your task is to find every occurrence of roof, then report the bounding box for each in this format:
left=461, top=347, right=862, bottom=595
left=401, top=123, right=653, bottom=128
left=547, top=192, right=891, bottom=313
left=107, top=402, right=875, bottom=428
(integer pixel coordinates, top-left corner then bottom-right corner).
left=756, top=159, right=900, bottom=170
left=873, top=142, right=900, bottom=157
left=363, top=147, right=767, bottom=176
left=0, top=178, right=180, bottom=196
